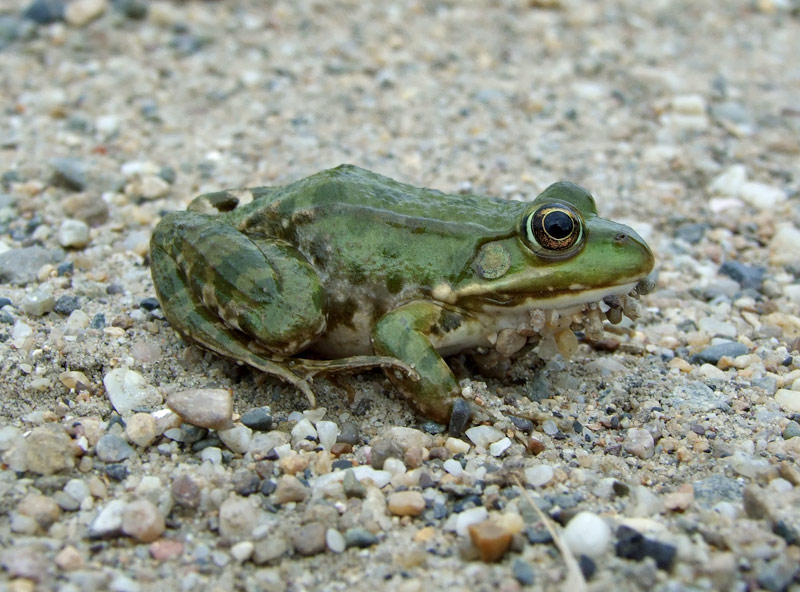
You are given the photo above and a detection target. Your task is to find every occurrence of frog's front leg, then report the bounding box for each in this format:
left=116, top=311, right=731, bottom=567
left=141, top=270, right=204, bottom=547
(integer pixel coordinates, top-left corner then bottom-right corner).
left=371, top=301, right=468, bottom=423
left=150, top=211, right=328, bottom=404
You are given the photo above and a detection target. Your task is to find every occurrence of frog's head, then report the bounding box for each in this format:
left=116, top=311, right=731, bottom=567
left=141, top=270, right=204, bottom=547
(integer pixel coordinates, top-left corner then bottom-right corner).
left=456, top=181, right=654, bottom=308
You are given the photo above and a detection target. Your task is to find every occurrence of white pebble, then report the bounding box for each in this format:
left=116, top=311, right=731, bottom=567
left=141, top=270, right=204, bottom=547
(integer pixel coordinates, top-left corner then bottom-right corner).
left=525, top=464, right=554, bottom=487
left=562, top=512, right=611, bottom=558
left=454, top=506, right=489, bottom=537
left=200, top=446, right=223, bottom=465
left=738, top=181, right=786, bottom=209
left=464, top=425, right=504, bottom=448
left=103, top=367, right=163, bottom=417
left=326, top=528, right=346, bottom=553
left=775, top=389, right=800, bottom=413
left=489, top=437, right=511, bottom=457
left=708, top=164, right=747, bottom=196
left=291, top=418, right=317, bottom=446
left=671, top=94, right=706, bottom=115
left=57, top=219, right=91, bottom=248
left=445, top=437, right=470, bottom=454
left=315, top=420, right=339, bottom=451
left=770, top=224, right=800, bottom=266
left=218, top=425, right=252, bottom=454
left=230, top=541, right=254, bottom=562
left=443, top=458, right=464, bottom=477
left=383, top=457, right=406, bottom=476
left=89, top=499, right=126, bottom=538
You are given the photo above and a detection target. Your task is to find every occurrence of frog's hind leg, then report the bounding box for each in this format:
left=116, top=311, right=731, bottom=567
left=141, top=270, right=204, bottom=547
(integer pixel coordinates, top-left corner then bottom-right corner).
left=150, top=242, right=317, bottom=406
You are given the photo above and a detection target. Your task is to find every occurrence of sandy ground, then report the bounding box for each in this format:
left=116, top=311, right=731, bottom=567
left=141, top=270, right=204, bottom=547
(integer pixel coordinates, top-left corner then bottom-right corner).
left=1, top=1, right=800, bottom=591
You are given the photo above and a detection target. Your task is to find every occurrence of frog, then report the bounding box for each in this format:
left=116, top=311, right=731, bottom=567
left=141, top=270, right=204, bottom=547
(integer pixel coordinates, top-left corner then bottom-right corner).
left=150, top=164, right=654, bottom=424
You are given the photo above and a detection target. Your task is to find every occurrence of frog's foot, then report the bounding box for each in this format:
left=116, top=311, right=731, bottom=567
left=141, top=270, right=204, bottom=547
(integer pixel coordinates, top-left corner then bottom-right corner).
left=286, top=355, right=420, bottom=382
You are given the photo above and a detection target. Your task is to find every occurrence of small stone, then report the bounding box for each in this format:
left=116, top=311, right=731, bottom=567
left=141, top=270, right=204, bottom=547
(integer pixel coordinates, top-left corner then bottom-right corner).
left=149, top=539, right=184, bottom=561
left=103, top=367, right=163, bottom=417
left=343, top=469, right=367, bottom=499
left=253, top=535, right=290, bottom=564
left=0, top=246, right=62, bottom=285
left=468, top=519, right=513, bottom=562
left=230, top=541, right=254, bottom=563
left=443, top=458, right=464, bottom=477
left=278, top=452, right=309, bottom=475
left=54, top=294, right=80, bottom=316
left=63, top=478, right=90, bottom=507
left=757, top=555, right=800, bottom=592
left=219, top=495, right=262, bottom=541
left=166, top=388, right=233, bottom=430
left=240, top=407, right=273, bottom=431
left=563, top=512, right=611, bottom=558
left=17, top=494, right=61, bottom=530
left=316, top=420, right=339, bottom=450
left=273, top=475, right=308, bottom=504
left=171, top=474, right=201, bottom=508
left=769, top=224, right=800, bottom=266
left=775, top=389, right=800, bottom=413
left=579, top=555, right=597, bottom=580
left=326, top=528, right=346, bottom=553
left=782, top=421, right=800, bottom=440
left=489, top=437, right=511, bottom=457
left=464, top=425, right=504, bottom=448
left=508, top=416, right=534, bottom=433
left=22, top=424, right=76, bottom=475
left=218, top=425, right=252, bottom=454
left=20, top=289, right=55, bottom=316
left=50, top=157, right=88, bottom=190
left=448, top=398, right=471, bottom=436
left=57, top=219, right=90, bottom=248
left=663, top=483, right=694, bottom=512
left=95, top=433, right=134, bottom=463
left=739, top=181, right=786, bottom=209
left=290, top=418, right=317, bottom=446
left=232, top=469, right=260, bottom=496
left=89, top=499, right=126, bottom=538
left=199, top=446, right=222, bottom=465
left=691, top=342, right=749, bottom=365
left=292, top=521, right=327, bottom=556
left=64, top=0, right=107, bottom=26
left=105, top=463, right=129, bottom=481
left=22, top=0, right=65, bottom=24
left=526, top=437, right=546, bottom=455
left=371, top=438, right=403, bottom=469
left=344, top=527, right=378, bottom=548
left=0, top=545, right=48, bottom=581
left=387, top=491, right=426, bottom=516
left=337, top=421, right=360, bottom=445
left=121, top=499, right=165, bottom=543
left=125, top=413, right=158, bottom=447
left=455, top=506, right=489, bottom=537
left=524, top=464, right=554, bottom=487
left=615, top=525, right=677, bottom=571
left=126, top=175, right=170, bottom=200
left=512, top=558, right=535, bottom=586
left=719, top=261, right=765, bottom=290
left=445, top=437, right=470, bottom=455
left=624, top=428, right=655, bottom=459
left=54, top=545, right=84, bottom=571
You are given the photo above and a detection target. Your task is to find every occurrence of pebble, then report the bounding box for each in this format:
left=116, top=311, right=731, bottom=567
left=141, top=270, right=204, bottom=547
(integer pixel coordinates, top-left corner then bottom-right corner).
left=326, top=528, right=346, bottom=553
left=166, top=388, right=233, bottom=430
left=89, top=499, right=126, bottom=538
left=524, top=464, right=554, bottom=487
left=20, top=424, right=76, bottom=475
left=20, top=289, right=55, bottom=316
left=290, top=418, right=317, bottom=446
left=149, top=539, right=184, bottom=561
left=454, top=506, right=489, bottom=537
left=57, top=219, right=91, bottom=248
left=774, top=389, right=800, bottom=413
left=769, top=224, right=800, bottom=266
left=343, top=470, right=367, bottom=498
left=63, top=478, right=90, bottom=507
left=782, top=421, right=800, bottom=440
left=22, top=0, right=65, bottom=24
left=488, top=437, right=511, bottom=457
left=292, top=521, right=327, bottom=556
left=50, top=157, right=88, bottom=190
left=614, top=525, right=677, bottom=570
left=273, top=475, right=308, bottom=504
left=55, top=296, right=81, bottom=316
left=344, top=528, right=378, bottom=548
left=103, top=367, right=163, bottom=417
left=563, top=512, right=611, bottom=558
left=445, top=437, right=470, bottom=455
left=757, top=555, right=800, bottom=592
left=719, top=261, right=764, bottom=290
left=219, top=495, right=261, bottom=541
left=230, top=541, right=254, bottom=563
left=464, top=425, right=504, bottom=448
left=691, top=342, right=749, bottom=365
left=0, top=545, right=48, bottom=581
left=386, top=426, right=433, bottom=450
left=125, top=413, right=158, bottom=447
left=316, top=420, right=339, bottom=450
left=624, top=428, right=655, bottom=459
left=240, top=407, right=273, bottom=431
left=443, top=458, right=464, bottom=477
left=371, top=438, right=403, bottom=469
left=468, top=519, right=513, bottom=562
left=448, top=398, right=471, bottom=436
left=232, top=469, right=260, bottom=496
left=387, top=491, right=426, bottom=516
left=512, top=558, right=535, bottom=586
left=336, top=421, right=360, bottom=445
left=199, top=446, right=222, bottom=465
left=121, top=499, right=165, bottom=543
left=218, top=425, right=252, bottom=454
left=17, top=493, right=62, bottom=530
left=64, top=0, right=107, bottom=26
left=55, top=545, right=84, bottom=571
left=739, top=181, right=786, bottom=209
left=171, top=474, right=201, bottom=508
left=253, top=535, right=289, bottom=565
left=95, top=433, right=134, bottom=463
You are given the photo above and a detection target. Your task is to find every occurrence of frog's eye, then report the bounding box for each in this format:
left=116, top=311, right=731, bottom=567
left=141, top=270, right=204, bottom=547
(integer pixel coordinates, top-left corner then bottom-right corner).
left=522, top=202, right=584, bottom=257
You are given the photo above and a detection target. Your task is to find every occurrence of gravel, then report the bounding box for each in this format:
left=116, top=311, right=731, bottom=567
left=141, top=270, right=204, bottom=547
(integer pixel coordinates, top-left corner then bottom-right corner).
left=1, top=1, right=799, bottom=590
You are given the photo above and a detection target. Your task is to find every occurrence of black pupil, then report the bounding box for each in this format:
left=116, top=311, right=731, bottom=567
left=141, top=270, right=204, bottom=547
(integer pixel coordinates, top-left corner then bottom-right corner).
left=543, top=211, right=573, bottom=240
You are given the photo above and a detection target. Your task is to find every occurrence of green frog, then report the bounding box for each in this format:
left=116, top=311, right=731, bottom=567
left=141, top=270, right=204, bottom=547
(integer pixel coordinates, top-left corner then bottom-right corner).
left=150, top=165, right=654, bottom=423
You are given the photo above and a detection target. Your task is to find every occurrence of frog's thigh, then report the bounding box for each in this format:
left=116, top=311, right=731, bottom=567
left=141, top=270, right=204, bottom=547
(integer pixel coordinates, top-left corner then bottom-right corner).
left=156, top=212, right=327, bottom=356
left=150, top=241, right=317, bottom=405
left=371, top=301, right=462, bottom=423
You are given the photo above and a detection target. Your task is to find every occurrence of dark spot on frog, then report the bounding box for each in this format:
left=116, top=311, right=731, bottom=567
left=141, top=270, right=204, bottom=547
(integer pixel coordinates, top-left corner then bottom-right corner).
left=328, top=297, right=358, bottom=330
left=438, top=309, right=462, bottom=333
left=386, top=271, right=403, bottom=294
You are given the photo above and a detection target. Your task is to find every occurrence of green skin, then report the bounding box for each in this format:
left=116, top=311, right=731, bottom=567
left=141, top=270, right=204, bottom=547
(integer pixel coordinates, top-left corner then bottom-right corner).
left=150, top=165, right=654, bottom=423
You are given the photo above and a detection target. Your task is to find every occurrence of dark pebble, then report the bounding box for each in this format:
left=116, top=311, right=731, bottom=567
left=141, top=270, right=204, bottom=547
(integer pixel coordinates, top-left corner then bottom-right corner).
left=512, top=558, right=535, bottom=586
left=527, top=372, right=551, bottom=401
left=370, top=438, right=403, bottom=469
left=331, top=459, right=353, bottom=471
left=336, top=421, right=359, bottom=445
left=612, top=480, right=631, bottom=497
left=53, top=294, right=80, bottom=315
left=232, top=469, right=260, bottom=496
left=343, top=469, right=366, bottom=499
left=344, top=527, right=377, bottom=548
left=674, top=222, right=707, bottom=245
left=56, top=261, right=73, bottom=276
left=240, top=407, right=273, bottom=431
left=0, top=296, right=11, bottom=308
left=524, top=525, right=552, bottom=544
left=139, top=297, right=160, bottom=311
left=418, top=472, right=435, bottom=489
left=22, top=0, right=64, bottom=24
left=259, top=479, right=277, bottom=496
left=773, top=519, right=799, bottom=546
left=690, top=341, right=749, bottom=365
left=578, top=555, right=597, bottom=580
left=781, top=420, right=800, bottom=440
left=448, top=398, right=471, bottom=437
left=112, top=0, right=148, bottom=20
left=179, top=424, right=207, bottom=445
left=615, top=525, right=677, bottom=571
left=508, top=415, right=534, bottom=433
left=719, top=261, right=765, bottom=291
left=104, top=463, right=129, bottom=481
left=49, top=157, right=87, bottom=191
left=171, top=474, right=201, bottom=508
left=432, top=502, right=448, bottom=519
left=106, top=284, right=124, bottom=295
left=90, top=313, right=106, bottom=329
left=95, top=433, right=133, bottom=462
left=158, top=165, right=176, bottom=183
left=420, top=420, right=445, bottom=435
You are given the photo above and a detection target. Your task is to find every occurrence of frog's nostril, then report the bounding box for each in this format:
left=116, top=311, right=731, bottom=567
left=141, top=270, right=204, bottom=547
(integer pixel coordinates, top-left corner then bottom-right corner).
left=614, top=232, right=628, bottom=243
